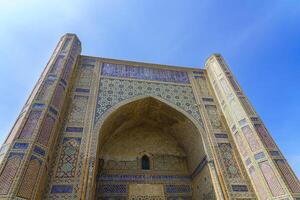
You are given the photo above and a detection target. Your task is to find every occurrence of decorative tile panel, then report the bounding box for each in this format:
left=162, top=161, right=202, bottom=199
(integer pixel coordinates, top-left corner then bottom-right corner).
left=227, top=75, right=240, bottom=92
left=98, top=175, right=191, bottom=182
left=75, top=88, right=90, bottom=93
left=234, top=132, right=248, bottom=157
left=205, top=105, right=223, bottom=129
left=254, top=124, right=276, bottom=149
left=241, top=125, right=260, bottom=152
left=77, top=65, right=94, bottom=87
left=195, top=76, right=211, bottom=96
left=217, top=143, right=240, bottom=179
left=50, top=185, right=73, bottom=193
left=0, top=153, right=23, bottom=194
left=50, top=55, right=64, bottom=74
left=259, top=160, right=285, bottom=196
left=32, top=103, right=45, bottom=109
left=249, top=167, right=268, bottom=200
left=18, top=155, right=42, bottom=199
left=36, top=79, right=55, bottom=102
left=68, top=95, right=89, bottom=123
left=167, top=197, right=192, bottom=200
left=239, top=97, right=255, bottom=116
left=95, top=78, right=202, bottom=125
left=33, top=146, right=45, bottom=156
left=65, top=127, right=84, bottom=132
left=254, top=152, right=265, bottom=160
left=275, top=159, right=300, bottom=193
left=214, top=133, right=228, bottom=138
left=49, top=106, right=58, bottom=116
left=61, top=57, right=74, bottom=82
left=165, top=185, right=191, bottom=193
left=19, top=110, right=42, bottom=139
left=231, top=185, right=248, bottom=192
left=81, top=57, right=96, bottom=63
left=51, top=83, right=65, bottom=109
left=37, top=114, right=56, bottom=146
left=98, top=184, right=127, bottom=194
left=56, top=138, right=81, bottom=178
left=101, top=63, right=190, bottom=84
left=13, top=142, right=29, bottom=149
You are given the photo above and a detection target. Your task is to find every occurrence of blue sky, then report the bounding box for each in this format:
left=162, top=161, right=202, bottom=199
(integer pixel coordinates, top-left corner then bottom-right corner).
left=0, top=0, right=299, bottom=177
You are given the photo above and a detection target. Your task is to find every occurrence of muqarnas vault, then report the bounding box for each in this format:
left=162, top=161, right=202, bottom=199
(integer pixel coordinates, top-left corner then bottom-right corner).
left=0, top=33, right=299, bottom=200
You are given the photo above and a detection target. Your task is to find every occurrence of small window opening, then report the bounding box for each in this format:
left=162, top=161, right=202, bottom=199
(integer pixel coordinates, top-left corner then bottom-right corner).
left=141, top=155, right=150, bottom=170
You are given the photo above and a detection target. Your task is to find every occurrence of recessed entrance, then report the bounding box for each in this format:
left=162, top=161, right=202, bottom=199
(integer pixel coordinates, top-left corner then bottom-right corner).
left=94, top=97, right=216, bottom=199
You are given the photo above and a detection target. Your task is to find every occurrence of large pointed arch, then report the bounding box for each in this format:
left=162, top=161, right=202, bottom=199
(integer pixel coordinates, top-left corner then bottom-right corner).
left=84, top=95, right=217, bottom=199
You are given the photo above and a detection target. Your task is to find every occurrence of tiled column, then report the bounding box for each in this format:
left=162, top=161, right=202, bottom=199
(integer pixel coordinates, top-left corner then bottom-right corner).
left=189, top=70, right=257, bottom=199
left=0, top=33, right=81, bottom=199
left=205, top=54, right=299, bottom=200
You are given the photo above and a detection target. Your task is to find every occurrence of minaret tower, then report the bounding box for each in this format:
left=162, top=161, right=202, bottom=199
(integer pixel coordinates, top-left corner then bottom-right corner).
left=205, top=54, right=300, bottom=200
left=0, top=34, right=81, bottom=199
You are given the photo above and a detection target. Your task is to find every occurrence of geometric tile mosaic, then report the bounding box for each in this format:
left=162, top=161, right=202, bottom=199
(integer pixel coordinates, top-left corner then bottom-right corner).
left=56, top=138, right=81, bottom=178
left=61, top=57, right=74, bottom=82
left=101, top=63, right=190, bottom=84
left=37, top=114, right=56, bottom=146
left=254, top=124, right=276, bottom=149
left=249, top=167, right=268, bottom=200
left=165, top=185, right=191, bottom=193
left=98, top=184, right=127, bottom=194
left=217, top=143, right=240, bottom=179
left=51, top=83, right=65, bottom=109
left=259, top=161, right=284, bottom=197
left=0, top=153, right=23, bottom=194
left=95, top=78, right=203, bottom=126
left=36, top=78, right=55, bottom=102
left=241, top=125, right=260, bottom=152
left=18, top=155, right=42, bottom=199
left=19, top=110, right=42, bottom=139
left=67, top=95, right=89, bottom=123
left=275, top=159, right=300, bottom=193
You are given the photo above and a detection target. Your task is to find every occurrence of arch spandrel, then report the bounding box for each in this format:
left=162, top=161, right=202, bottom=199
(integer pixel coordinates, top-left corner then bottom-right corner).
left=94, top=78, right=204, bottom=127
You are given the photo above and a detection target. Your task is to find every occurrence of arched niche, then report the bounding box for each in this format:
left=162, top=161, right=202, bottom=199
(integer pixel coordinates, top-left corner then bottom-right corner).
left=91, top=96, right=217, bottom=199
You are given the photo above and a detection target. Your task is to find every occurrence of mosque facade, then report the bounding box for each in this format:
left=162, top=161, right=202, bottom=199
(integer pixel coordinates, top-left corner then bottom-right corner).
left=0, top=33, right=299, bottom=200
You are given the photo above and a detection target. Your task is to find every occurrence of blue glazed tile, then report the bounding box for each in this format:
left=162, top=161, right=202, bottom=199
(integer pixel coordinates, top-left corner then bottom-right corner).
left=166, top=185, right=191, bottom=193
left=13, top=142, right=29, bottom=149
left=101, top=63, right=190, bottom=84
left=33, top=146, right=45, bottom=156
left=51, top=185, right=73, bottom=193
left=49, top=106, right=58, bottom=115
left=65, top=127, right=83, bottom=132
left=231, top=185, right=248, bottom=192
left=75, top=88, right=90, bottom=93
left=60, top=78, right=67, bottom=86
left=32, top=103, right=45, bottom=109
